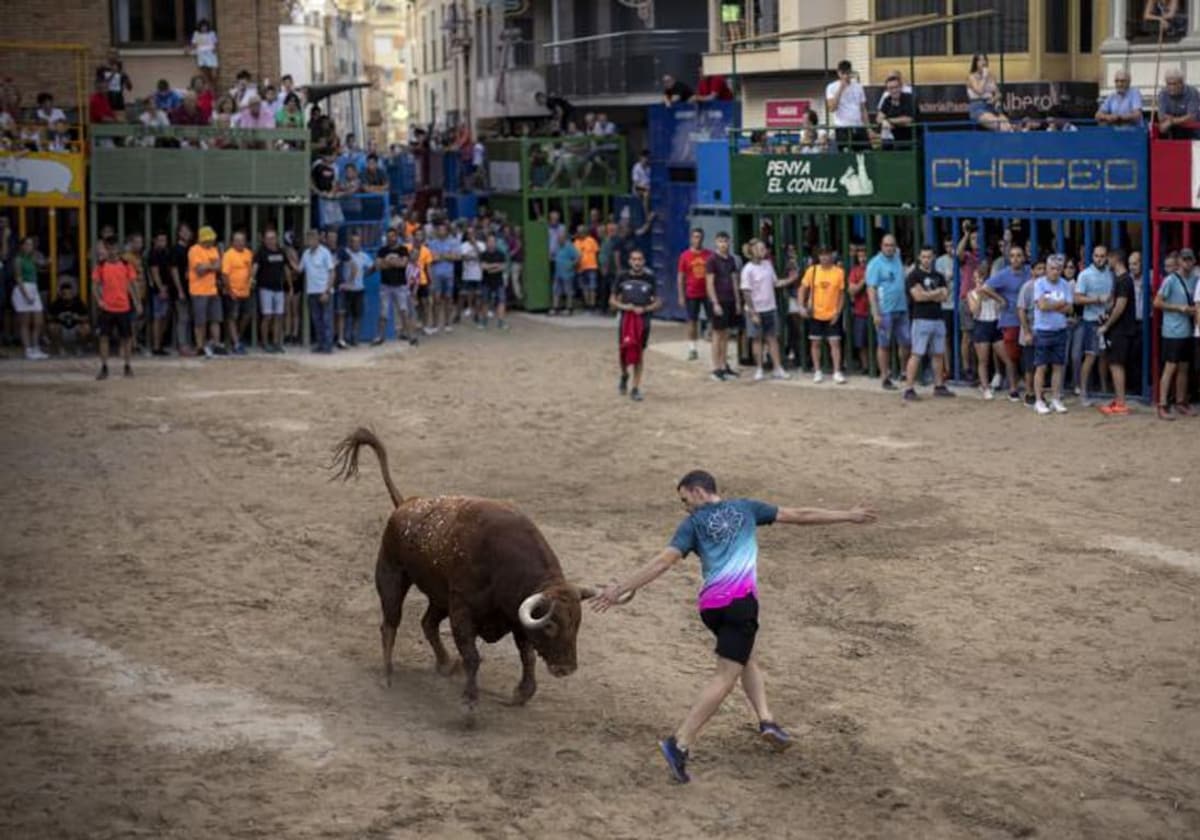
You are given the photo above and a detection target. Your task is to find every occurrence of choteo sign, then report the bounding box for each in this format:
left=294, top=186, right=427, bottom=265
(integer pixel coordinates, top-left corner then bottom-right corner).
left=764, top=99, right=811, bottom=128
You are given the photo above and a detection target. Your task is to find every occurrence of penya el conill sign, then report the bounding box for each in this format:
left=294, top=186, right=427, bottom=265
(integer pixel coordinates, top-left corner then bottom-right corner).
left=730, top=149, right=920, bottom=207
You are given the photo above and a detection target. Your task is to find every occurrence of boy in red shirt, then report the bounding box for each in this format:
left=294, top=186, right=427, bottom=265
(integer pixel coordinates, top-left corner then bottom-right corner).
left=92, top=238, right=142, bottom=379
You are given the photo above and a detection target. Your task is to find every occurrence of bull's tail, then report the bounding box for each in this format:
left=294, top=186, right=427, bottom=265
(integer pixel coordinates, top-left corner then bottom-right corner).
left=330, top=427, right=404, bottom=508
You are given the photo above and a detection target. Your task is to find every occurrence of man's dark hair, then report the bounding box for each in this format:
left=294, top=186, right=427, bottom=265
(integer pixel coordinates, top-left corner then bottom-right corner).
left=629, top=248, right=645, bottom=259
left=157, top=79, right=169, bottom=90
left=715, top=231, right=730, bottom=240
left=37, top=92, right=52, bottom=106
left=837, top=60, right=853, bottom=74
left=237, top=70, right=252, bottom=81
left=1110, top=248, right=1126, bottom=264
left=102, top=236, right=118, bottom=248
left=691, top=227, right=704, bottom=236
left=677, top=470, right=717, bottom=494
left=367, top=152, right=378, bottom=162
left=921, top=243, right=935, bottom=253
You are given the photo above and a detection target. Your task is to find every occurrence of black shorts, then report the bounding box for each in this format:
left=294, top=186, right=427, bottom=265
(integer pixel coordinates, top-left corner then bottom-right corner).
left=685, top=297, right=711, bottom=322
left=807, top=317, right=843, bottom=340
left=1162, top=336, right=1192, bottom=364
left=711, top=300, right=739, bottom=332
left=98, top=309, right=132, bottom=340
left=1106, top=333, right=1134, bottom=367
left=699, top=594, right=759, bottom=665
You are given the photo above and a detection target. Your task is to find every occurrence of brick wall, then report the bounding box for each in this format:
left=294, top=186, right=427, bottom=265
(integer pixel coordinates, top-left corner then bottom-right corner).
left=0, top=0, right=286, bottom=112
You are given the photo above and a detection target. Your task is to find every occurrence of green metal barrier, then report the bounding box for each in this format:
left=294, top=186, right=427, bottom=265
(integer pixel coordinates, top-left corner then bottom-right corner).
left=90, top=125, right=310, bottom=202
left=485, top=136, right=628, bottom=312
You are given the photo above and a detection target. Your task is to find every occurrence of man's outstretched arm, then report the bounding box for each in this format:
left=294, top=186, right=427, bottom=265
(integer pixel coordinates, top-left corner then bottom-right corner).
left=592, top=546, right=683, bottom=612
left=776, top=506, right=876, bottom=526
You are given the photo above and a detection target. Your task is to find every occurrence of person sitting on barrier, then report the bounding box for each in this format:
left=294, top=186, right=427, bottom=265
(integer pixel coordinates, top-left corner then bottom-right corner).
left=1096, top=69, right=1144, bottom=127
left=876, top=73, right=916, bottom=149
left=1157, top=69, right=1200, bottom=139
left=966, top=54, right=1012, bottom=132
left=662, top=74, right=694, bottom=108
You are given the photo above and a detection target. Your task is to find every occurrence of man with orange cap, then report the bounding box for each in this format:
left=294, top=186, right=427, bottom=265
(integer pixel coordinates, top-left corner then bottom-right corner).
left=189, top=225, right=224, bottom=357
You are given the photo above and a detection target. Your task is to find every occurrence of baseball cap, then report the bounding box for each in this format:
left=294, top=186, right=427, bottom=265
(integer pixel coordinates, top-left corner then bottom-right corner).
left=1181, top=248, right=1196, bottom=260
left=198, top=226, right=217, bottom=243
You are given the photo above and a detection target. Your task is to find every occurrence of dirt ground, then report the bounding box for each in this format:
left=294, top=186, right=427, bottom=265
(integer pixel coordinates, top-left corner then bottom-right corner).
left=1, top=315, right=1197, bottom=840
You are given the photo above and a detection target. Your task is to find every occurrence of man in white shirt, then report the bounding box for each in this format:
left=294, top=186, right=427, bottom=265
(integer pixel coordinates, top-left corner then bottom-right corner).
left=632, top=150, right=651, bottom=214
left=740, top=240, right=790, bottom=382
left=592, top=112, right=617, bottom=135
left=824, top=60, right=868, bottom=151
left=1096, top=69, right=1144, bottom=127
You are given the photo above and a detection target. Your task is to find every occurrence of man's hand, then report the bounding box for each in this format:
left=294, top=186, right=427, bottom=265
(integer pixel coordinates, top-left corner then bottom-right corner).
left=750, top=311, right=761, bottom=326
left=845, top=506, right=878, bottom=524
left=872, top=312, right=882, bottom=328
left=712, top=301, right=724, bottom=317
left=320, top=291, right=330, bottom=303
left=590, top=583, right=626, bottom=613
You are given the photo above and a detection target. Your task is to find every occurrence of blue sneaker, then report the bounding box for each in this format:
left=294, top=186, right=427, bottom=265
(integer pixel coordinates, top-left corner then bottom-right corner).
left=658, top=736, right=690, bottom=783
left=759, top=720, right=793, bottom=751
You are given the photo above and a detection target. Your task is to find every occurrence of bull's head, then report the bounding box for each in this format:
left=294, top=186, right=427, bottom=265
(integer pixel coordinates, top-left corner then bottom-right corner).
left=517, top=584, right=633, bottom=677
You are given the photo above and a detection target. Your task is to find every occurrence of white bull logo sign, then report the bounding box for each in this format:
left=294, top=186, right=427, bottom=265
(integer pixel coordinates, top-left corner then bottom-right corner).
left=0, top=156, right=77, bottom=199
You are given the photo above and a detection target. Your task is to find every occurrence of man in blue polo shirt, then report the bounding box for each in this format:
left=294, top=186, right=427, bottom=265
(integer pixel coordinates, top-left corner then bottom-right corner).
left=866, top=234, right=908, bottom=390
left=427, top=221, right=458, bottom=334
left=979, top=243, right=1029, bottom=401
left=1074, top=244, right=1114, bottom=405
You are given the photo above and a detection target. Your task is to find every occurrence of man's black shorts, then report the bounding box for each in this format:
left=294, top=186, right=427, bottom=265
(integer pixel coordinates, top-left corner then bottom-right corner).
left=699, top=594, right=759, bottom=665
left=711, top=299, right=740, bottom=332
left=1105, top=333, right=1133, bottom=368
left=1162, top=336, right=1192, bottom=364
left=98, top=309, right=132, bottom=340
left=685, top=297, right=711, bottom=322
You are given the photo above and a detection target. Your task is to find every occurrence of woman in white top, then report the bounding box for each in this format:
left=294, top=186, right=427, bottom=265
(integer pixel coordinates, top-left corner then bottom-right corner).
left=190, top=19, right=219, bottom=89
left=966, top=54, right=1012, bottom=132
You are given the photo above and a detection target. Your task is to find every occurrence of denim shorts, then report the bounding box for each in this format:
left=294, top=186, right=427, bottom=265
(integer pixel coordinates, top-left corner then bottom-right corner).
left=853, top=314, right=870, bottom=349
left=1080, top=319, right=1102, bottom=355
left=380, top=284, right=412, bottom=319
left=1034, top=329, right=1068, bottom=367
left=259, top=288, right=285, bottom=316
left=483, top=283, right=507, bottom=307
left=911, top=318, right=946, bottom=356
left=553, top=274, right=575, bottom=298
left=431, top=271, right=454, bottom=297
left=152, top=294, right=171, bottom=319
left=972, top=320, right=1001, bottom=345
left=578, top=269, right=598, bottom=292
left=745, top=310, right=778, bottom=339
left=877, top=311, right=910, bottom=347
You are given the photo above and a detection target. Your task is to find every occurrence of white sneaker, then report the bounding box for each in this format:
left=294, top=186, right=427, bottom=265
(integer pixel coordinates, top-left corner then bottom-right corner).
left=1035, top=400, right=1051, bottom=415
left=753, top=368, right=765, bottom=381
left=423, top=327, right=435, bottom=336
left=773, top=368, right=789, bottom=380
left=463, top=308, right=473, bottom=319
left=833, top=371, right=846, bottom=384
left=444, top=325, right=454, bottom=333
left=990, top=373, right=1003, bottom=389
left=981, top=387, right=995, bottom=401
left=813, top=370, right=824, bottom=383
left=1051, top=399, right=1068, bottom=414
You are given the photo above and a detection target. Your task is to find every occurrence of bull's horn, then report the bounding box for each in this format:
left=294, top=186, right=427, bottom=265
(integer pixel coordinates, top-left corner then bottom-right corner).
left=518, top=592, right=553, bottom=629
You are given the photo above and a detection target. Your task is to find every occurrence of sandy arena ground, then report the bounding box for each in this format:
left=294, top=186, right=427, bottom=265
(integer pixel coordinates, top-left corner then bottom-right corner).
left=1, top=314, right=1198, bottom=839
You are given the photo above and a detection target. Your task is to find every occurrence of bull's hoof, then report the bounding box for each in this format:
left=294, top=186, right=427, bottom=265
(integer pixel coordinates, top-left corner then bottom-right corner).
left=502, top=682, right=537, bottom=707
left=437, top=658, right=463, bottom=677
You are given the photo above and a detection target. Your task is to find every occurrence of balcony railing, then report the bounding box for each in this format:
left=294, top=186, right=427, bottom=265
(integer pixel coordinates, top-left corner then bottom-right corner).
left=542, top=29, right=708, bottom=99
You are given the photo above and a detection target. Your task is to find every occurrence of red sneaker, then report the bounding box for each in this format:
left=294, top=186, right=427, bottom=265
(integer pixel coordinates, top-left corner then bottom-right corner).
left=1176, top=404, right=1194, bottom=417
left=1100, top=400, right=1130, bottom=416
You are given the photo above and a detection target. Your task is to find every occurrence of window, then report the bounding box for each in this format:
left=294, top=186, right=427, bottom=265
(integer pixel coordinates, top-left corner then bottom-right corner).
left=1045, top=0, right=1068, bottom=52
left=1079, top=0, right=1093, bottom=53
left=953, top=0, right=1028, bottom=55
left=111, top=0, right=214, bottom=46
left=1127, top=1, right=1188, bottom=44
left=875, top=0, right=946, bottom=58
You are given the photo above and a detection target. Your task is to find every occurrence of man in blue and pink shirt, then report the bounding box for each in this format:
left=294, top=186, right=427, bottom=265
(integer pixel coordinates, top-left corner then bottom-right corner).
left=592, top=470, right=877, bottom=783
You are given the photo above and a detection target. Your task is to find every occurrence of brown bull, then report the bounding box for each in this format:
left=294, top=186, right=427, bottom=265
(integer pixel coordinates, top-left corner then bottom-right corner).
left=332, top=428, right=625, bottom=710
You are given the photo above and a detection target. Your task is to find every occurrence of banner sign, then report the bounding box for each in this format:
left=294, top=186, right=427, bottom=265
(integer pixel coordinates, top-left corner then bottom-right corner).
left=765, top=99, right=811, bottom=128
left=0, top=151, right=85, bottom=207
left=925, top=128, right=1147, bottom=213
left=863, top=81, right=1100, bottom=120
left=730, top=149, right=919, bottom=207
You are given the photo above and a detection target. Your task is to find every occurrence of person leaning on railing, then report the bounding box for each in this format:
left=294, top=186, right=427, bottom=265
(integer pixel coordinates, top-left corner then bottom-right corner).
left=1157, top=68, right=1200, bottom=139
left=876, top=73, right=915, bottom=150
left=1095, top=68, right=1144, bottom=127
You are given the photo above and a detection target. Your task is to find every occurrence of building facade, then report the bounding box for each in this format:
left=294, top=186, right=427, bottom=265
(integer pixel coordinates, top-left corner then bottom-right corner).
left=0, top=0, right=287, bottom=106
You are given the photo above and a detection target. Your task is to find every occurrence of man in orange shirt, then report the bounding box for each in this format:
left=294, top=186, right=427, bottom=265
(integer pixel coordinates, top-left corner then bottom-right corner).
left=188, top=225, right=223, bottom=357
left=411, top=228, right=435, bottom=334
left=800, top=245, right=847, bottom=384
left=574, top=225, right=601, bottom=312
left=221, top=230, right=254, bottom=354
left=92, top=238, right=143, bottom=380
